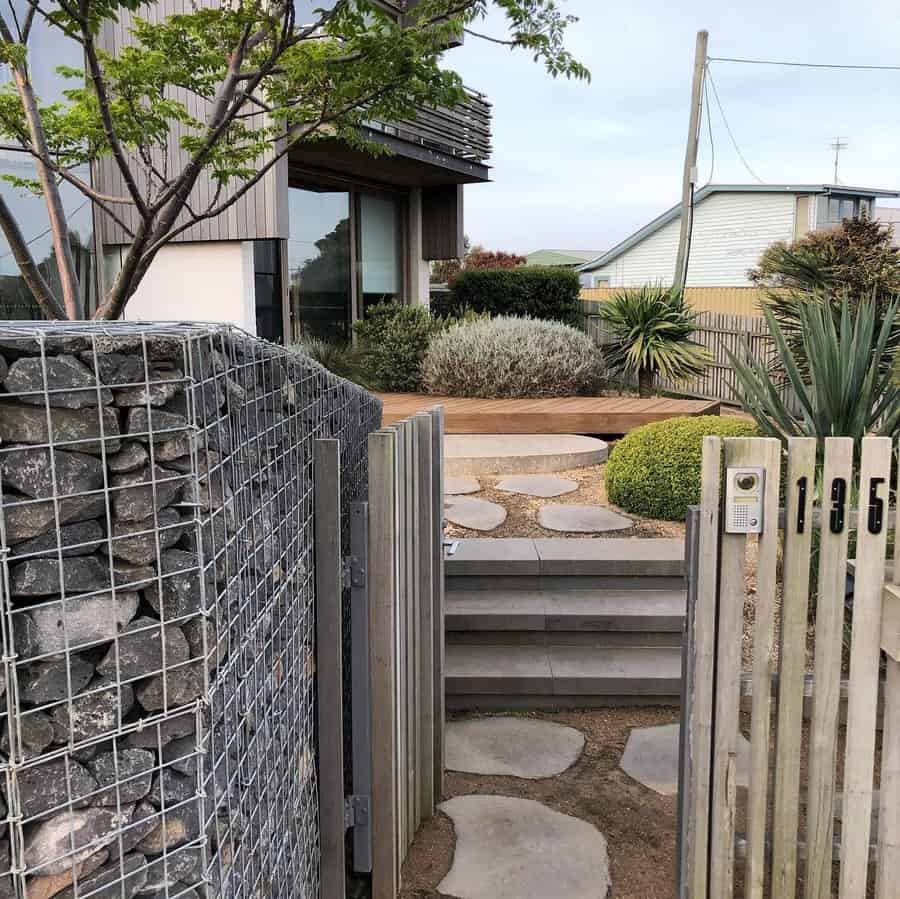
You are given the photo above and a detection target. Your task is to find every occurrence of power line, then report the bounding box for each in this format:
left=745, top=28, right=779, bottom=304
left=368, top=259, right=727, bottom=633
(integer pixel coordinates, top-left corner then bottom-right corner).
left=705, top=65, right=765, bottom=184
left=708, top=55, right=900, bottom=72
left=702, top=71, right=715, bottom=186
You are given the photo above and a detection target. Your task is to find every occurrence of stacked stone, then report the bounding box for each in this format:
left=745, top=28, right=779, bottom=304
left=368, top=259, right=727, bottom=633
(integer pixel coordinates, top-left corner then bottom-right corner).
left=0, top=326, right=381, bottom=899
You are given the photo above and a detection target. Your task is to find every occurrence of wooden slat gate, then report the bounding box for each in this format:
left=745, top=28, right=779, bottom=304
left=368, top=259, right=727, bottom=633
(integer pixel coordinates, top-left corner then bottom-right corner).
left=368, top=407, right=445, bottom=899
left=679, top=436, right=900, bottom=898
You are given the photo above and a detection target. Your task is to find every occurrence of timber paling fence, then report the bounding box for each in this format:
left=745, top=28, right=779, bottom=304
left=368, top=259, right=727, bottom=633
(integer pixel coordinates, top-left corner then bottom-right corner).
left=581, top=302, right=799, bottom=409
left=0, top=321, right=394, bottom=898
left=679, top=436, right=900, bottom=898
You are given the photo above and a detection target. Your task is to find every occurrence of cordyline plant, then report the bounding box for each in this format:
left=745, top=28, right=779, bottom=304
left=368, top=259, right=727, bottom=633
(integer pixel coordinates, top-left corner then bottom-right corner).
left=729, top=295, right=900, bottom=448
left=0, top=0, right=588, bottom=321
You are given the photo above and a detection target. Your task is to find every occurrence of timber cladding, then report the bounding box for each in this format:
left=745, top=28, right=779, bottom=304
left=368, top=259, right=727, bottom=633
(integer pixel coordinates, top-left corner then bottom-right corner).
left=581, top=286, right=770, bottom=317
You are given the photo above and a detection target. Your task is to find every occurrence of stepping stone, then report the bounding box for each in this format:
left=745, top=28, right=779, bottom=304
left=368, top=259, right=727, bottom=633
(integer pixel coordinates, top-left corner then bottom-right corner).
left=619, top=723, right=750, bottom=795
left=439, top=795, right=611, bottom=899
left=538, top=504, right=632, bottom=534
left=445, top=476, right=481, bottom=496
left=447, top=717, right=584, bottom=778
left=446, top=496, right=507, bottom=532
left=496, top=475, right=578, bottom=498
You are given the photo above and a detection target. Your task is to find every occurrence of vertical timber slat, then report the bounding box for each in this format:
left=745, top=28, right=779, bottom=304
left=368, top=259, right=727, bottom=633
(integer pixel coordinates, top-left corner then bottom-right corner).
left=415, top=413, right=435, bottom=823
left=683, top=436, right=722, bottom=898
left=369, top=430, right=399, bottom=899
left=770, top=437, right=816, bottom=899
left=314, top=439, right=346, bottom=899
left=395, top=422, right=409, bottom=855
left=805, top=438, right=853, bottom=899
left=431, top=408, right=446, bottom=805
left=840, top=437, right=891, bottom=897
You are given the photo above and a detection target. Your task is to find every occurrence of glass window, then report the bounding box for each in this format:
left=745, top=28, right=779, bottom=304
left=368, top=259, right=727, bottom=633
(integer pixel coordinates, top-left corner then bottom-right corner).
left=288, top=188, right=351, bottom=341
left=840, top=199, right=855, bottom=220
left=254, top=240, right=284, bottom=344
left=359, top=193, right=400, bottom=316
left=828, top=197, right=842, bottom=222
left=859, top=198, right=871, bottom=218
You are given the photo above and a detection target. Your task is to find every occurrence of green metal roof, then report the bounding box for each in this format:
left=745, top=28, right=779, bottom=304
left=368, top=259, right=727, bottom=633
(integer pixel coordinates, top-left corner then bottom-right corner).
left=578, top=183, right=900, bottom=273
left=526, top=249, right=604, bottom=267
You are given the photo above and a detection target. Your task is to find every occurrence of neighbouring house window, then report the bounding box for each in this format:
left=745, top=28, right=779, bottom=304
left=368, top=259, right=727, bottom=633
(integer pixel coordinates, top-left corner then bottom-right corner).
left=288, top=187, right=352, bottom=342
left=254, top=240, right=284, bottom=344
left=827, top=195, right=867, bottom=224
left=359, top=193, right=401, bottom=316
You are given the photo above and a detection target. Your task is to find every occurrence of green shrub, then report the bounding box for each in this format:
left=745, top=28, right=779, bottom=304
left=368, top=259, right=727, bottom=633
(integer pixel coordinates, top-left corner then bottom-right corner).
left=606, top=415, right=758, bottom=521
left=290, top=336, right=369, bottom=387
left=353, top=302, right=446, bottom=392
left=421, top=315, right=604, bottom=398
left=436, top=265, right=582, bottom=325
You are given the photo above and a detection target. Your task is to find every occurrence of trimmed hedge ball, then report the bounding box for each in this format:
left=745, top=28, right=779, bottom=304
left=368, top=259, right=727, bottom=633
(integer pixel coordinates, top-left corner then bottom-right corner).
left=421, top=315, right=604, bottom=399
left=606, top=415, right=758, bottom=521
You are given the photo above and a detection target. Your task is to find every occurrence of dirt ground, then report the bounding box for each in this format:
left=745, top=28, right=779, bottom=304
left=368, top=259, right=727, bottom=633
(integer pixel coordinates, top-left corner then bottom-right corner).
left=445, top=462, right=685, bottom=542
left=399, top=706, right=681, bottom=899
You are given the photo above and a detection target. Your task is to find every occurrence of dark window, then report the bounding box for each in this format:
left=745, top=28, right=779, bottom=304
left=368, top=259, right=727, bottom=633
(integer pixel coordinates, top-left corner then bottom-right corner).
left=254, top=240, right=284, bottom=343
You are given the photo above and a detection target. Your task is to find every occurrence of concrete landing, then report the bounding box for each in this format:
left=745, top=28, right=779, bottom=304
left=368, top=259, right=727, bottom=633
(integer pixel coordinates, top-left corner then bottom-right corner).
left=446, top=434, right=608, bottom=476
left=446, top=717, right=584, bottom=778
left=438, top=795, right=611, bottom=899
left=620, top=723, right=750, bottom=795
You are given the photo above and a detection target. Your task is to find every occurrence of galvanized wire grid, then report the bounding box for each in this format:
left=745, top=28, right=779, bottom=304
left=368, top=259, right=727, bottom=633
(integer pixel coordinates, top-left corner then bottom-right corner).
left=0, top=322, right=381, bottom=898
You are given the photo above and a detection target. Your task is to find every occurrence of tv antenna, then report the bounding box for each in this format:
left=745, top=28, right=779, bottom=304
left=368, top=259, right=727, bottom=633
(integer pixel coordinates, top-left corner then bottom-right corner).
left=830, top=136, right=848, bottom=183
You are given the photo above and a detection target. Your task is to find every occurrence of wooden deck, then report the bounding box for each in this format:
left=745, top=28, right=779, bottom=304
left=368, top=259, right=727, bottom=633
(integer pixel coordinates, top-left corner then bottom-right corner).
left=377, top=393, right=720, bottom=435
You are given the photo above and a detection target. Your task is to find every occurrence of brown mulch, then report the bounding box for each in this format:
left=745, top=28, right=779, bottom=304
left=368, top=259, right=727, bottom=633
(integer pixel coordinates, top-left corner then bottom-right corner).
left=400, top=707, right=681, bottom=899
left=445, top=462, right=685, bottom=542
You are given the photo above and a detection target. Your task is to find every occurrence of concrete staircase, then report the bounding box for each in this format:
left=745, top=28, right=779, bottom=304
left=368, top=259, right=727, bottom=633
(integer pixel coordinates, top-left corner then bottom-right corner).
left=445, top=538, right=687, bottom=710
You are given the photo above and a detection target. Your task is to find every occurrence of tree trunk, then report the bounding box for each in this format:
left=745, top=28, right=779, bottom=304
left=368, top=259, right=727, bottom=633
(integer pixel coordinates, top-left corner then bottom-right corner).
left=638, top=367, right=655, bottom=398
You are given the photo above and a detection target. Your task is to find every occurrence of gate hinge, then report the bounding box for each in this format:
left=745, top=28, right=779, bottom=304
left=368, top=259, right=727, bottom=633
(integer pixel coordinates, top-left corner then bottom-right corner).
left=344, top=794, right=370, bottom=830
left=342, top=554, right=367, bottom=590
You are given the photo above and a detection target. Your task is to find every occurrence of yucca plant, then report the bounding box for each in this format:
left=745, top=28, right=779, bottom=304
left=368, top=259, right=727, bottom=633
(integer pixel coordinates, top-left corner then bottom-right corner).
left=291, top=336, right=370, bottom=387
left=729, top=295, right=900, bottom=446
left=597, top=285, right=713, bottom=396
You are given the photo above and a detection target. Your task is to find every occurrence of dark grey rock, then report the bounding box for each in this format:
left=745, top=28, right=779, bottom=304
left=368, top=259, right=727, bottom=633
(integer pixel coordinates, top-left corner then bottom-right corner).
left=124, top=715, right=194, bottom=750
left=111, top=465, right=184, bottom=522
left=114, top=370, right=183, bottom=407
left=153, top=432, right=195, bottom=462
left=119, top=801, right=158, bottom=853
left=0, top=796, right=5, bottom=841
left=56, top=851, right=147, bottom=899
left=9, top=555, right=112, bottom=596
left=106, top=442, right=149, bottom=473
left=107, top=558, right=158, bottom=591
left=0, top=446, right=104, bottom=499
left=79, top=352, right=145, bottom=385
left=109, top=508, right=183, bottom=564
left=126, top=407, right=189, bottom=443
left=166, top=380, right=224, bottom=421
left=10, top=520, right=105, bottom=560
left=147, top=768, right=197, bottom=809
left=136, top=662, right=204, bottom=712
left=25, top=806, right=132, bottom=875
left=161, top=736, right=197, bottom=776
left=139, top=847, right=201, bottom=893
left=1, top=710, right=54, bottom=758
left=182, top=617, right=218, bottom=668
left=11, top=612, right=37, bottom=658
left=2, top=491, right=107, bottom=544
left=137, top=804, right=201, bottom=854
left=141, top=883, right=200, bottom=899
left=0, top=354, right=6, bottom=382
left=48, top=677, right=135, bottom=744
left=0, top=402, right=121, bottom=454
left=144, top=550, right=212, bottom=621
left=4, top=355, right=112, bottom=408
left=97, top=617, right=189, bottom=681
left=16, top=757, right=96, bottom=819
left=18, top=656, right=93, bottom=705
left=25, top=591, right=140, bottom=657
left=89, top=749, right=155, bottom=805
left=0, top=838, right=13, bottom=898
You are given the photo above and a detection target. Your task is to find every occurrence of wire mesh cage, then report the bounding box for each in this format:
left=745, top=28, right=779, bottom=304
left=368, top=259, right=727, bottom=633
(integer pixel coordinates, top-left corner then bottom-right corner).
left=0, top=322, right=381, bottom=898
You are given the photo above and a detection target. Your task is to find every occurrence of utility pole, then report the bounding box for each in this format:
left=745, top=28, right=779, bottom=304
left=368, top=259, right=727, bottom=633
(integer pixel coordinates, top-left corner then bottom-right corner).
left=673, top=29, right=708, bottom=292
left=830, top=136, right=848, bottom=183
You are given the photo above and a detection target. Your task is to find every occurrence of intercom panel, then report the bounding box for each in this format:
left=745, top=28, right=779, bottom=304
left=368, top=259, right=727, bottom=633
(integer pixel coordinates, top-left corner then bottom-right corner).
left=725, top=466, right=765, bottom=534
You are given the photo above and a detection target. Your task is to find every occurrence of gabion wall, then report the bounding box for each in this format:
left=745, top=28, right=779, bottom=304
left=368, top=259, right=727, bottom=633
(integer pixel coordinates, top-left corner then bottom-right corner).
left=0, top=323, right=381, bottom=898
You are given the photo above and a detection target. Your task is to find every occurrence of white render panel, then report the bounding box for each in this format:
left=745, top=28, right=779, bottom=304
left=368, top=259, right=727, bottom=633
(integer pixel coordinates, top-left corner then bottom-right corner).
left=599, top=192, right=798, bottom=287
left=121, top=241, right=257, bottom=333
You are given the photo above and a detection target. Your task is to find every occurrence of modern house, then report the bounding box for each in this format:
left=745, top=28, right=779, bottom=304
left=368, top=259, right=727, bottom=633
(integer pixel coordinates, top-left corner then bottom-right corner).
left=578, top=184, right=900, bottom=288
left=0, top=1, right=492, bottom=342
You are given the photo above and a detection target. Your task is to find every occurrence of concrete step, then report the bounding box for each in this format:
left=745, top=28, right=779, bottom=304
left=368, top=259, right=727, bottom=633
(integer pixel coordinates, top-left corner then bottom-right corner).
left=445, top=643, right=683, bottom=710
left=445, top=537, right=685, bottom=579
left=445, top=588, right=686, bottom=633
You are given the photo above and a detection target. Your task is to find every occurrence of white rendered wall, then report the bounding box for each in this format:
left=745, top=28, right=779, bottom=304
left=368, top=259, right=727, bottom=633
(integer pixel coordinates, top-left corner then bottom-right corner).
left=590, top=192, right=797, bottom=288
left=115, top=241, right=257, bottom=333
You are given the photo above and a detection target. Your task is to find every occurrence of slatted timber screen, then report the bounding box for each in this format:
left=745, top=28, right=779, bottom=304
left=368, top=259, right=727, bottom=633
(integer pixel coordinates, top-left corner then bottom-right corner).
left=583, top=305, right=796, bottom=409
left=680, top=436, right=900, bottom=898
left=580, top=286, right=769, bottom=317
left=368, top=407, right=445, bottom=899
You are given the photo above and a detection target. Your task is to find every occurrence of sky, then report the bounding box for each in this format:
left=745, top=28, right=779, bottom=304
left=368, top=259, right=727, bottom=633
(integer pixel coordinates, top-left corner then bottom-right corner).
left=449, top=0, right=900, bottom=256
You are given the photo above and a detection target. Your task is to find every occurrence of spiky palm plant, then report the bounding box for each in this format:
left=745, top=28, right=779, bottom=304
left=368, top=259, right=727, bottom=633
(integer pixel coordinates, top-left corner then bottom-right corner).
left=729, top=295, right=900, bottom=446
left=291, top=336, right=370, bottom=388
left=597, top=285, right=712, bottom=397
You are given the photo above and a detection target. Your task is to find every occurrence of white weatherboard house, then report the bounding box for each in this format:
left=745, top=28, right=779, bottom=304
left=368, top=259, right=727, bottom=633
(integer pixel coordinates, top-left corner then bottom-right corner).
left=578, top=184, right=900, bottom=288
